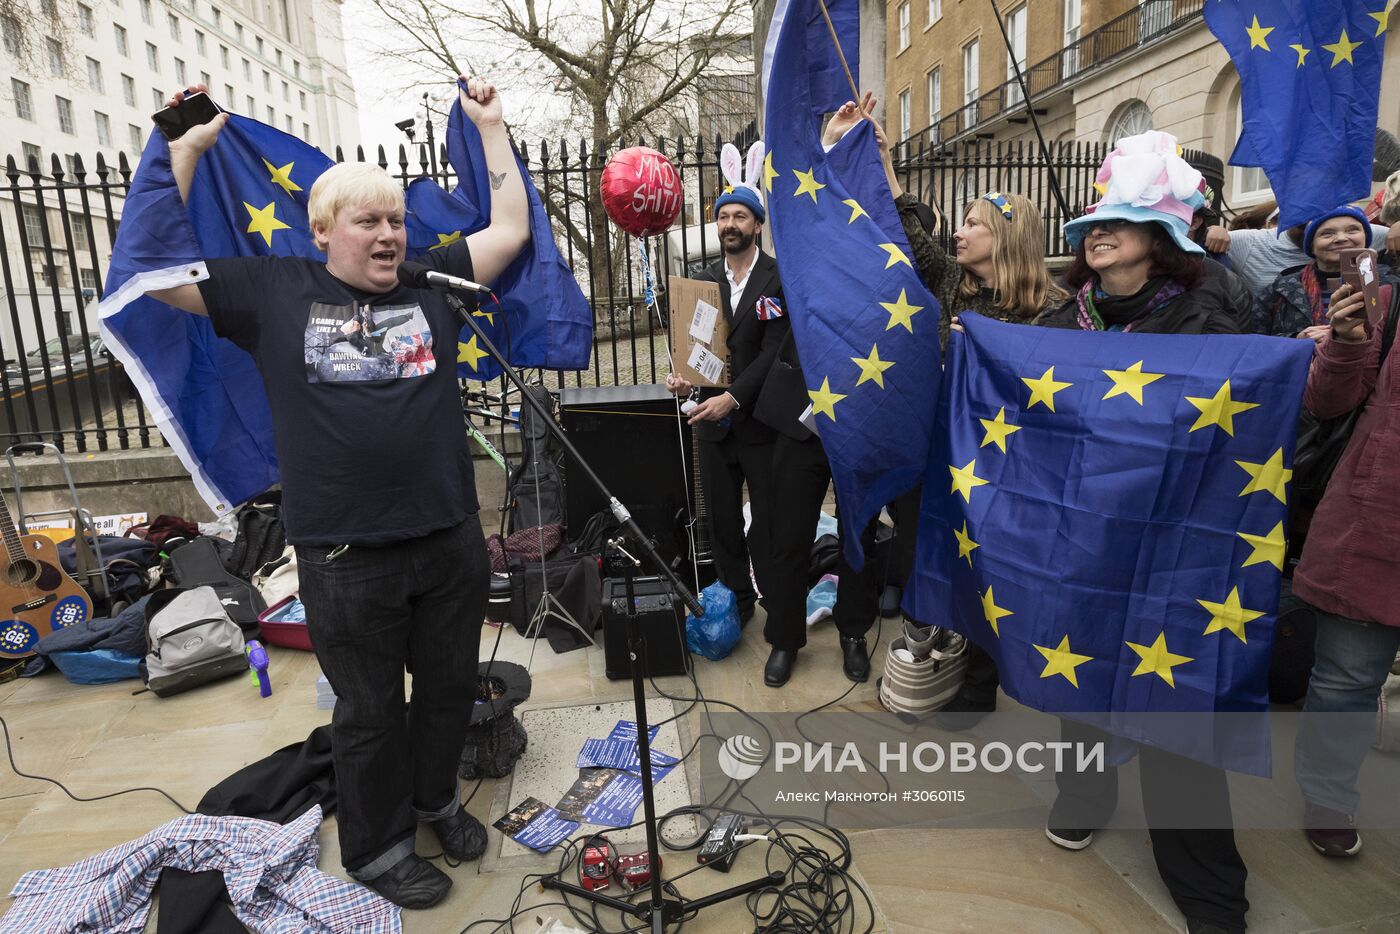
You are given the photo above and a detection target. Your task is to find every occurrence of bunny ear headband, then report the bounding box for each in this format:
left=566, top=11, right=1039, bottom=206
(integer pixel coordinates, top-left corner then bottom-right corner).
left=716, top=140, right=767, bottom=222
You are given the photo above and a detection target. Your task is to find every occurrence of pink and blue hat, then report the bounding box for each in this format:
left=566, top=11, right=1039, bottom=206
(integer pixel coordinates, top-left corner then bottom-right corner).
left=1063, top=130, right=1208, bottom=255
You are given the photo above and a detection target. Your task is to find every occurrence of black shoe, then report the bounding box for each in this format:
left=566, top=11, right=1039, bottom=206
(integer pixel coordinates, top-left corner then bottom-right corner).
left=764, top=647, right=796, bottom=687
left=1186, top=919, right=1243, bottom=934
left=934, top=693, right=996, bottom=732
left=1045, top=826, right=1093, bottom=851
left=429, top=804, right=487, bottom=862
left=366, top=853, right=452, bottom=909
left=840, top=636, right=870, bottom=682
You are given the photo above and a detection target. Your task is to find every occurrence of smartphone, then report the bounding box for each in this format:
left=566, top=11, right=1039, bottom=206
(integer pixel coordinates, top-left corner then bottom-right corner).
left=151, top=91, right=222, bottom=141
left=1339, top=247, right=1381, bottom=339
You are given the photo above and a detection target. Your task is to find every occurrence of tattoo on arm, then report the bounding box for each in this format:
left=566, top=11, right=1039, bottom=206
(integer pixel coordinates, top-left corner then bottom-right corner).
left=489, top=170, right=507, bottom=190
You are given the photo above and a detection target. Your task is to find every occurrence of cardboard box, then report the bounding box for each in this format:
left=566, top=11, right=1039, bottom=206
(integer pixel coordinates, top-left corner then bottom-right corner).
left=668, top=276, right=729, bottom=387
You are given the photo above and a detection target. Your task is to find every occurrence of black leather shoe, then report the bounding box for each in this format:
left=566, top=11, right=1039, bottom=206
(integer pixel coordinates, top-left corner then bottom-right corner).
left=840, top=636, right=870, bottom=682
left=764, top=647, right=796, bottom=687
left=366, top=853, right=452, bottom=909
left=429, top=804, right=487, bottom=862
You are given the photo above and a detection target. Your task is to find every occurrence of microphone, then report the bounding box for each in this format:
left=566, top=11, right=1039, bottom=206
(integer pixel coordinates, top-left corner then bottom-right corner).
left=396, top=260, right=491, bottom=295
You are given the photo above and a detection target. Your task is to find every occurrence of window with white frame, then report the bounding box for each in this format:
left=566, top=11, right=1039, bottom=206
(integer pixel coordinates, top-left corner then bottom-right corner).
left=122, top=74, right=135, bottom=106
left=146, top=42, right=159, bottom=72
left=140, top=0, right=151, bottom=25
left=22, top=205, right=44, bottom=244
left=927, top=67, right=941, bottom=127
left=168, top=12, right=180, bottom=40
left=196, top=31, right=206, bottom=55
left=70, top=214, right=90, bottom=250
left=1005, top=5, right=1027, bottom=105
left=1106, top=99, right=1152, bottom=144
left=128, top=124, right=143, bottom=157
left=220, top=46, right=229, bottom=69
left=266, top=105, right=274, bottom=123
left=898, top=1, right=910, bottom=51
left=77, top=3, right=94, bottom=35
left=899, top=87, right=911, bottom=141
left=963, top=39, right=980, bottom=106
left=114, top=24, right=128, bottom=56
left=2, top=14, right=20, bottom=54
left=243, top=58, right=251, bottom=81
left=151, top=88, right=164, bottom=111
left=12, top=79, right=33, bottom=121
left=928, top=0, right=940, bottom=26
left=47, top=38, right=63, bottom=76
left=56, top=96, right=74, bottom=134
left=86, top=57, right=103, bottom=93
left=21, top=143, right=42, bottom=171
left=95, top=111, right=111, bottom=146
left=1063, top=0, right=1082, bottom=75
left=175, top=58, right=186, bottom=84
left=201, top=71, right=210, bottom=88
left=79, top=268, right=99, bottom=293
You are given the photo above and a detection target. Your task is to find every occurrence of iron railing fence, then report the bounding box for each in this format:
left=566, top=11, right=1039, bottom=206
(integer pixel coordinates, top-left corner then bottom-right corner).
left=3, top=122, right=1103, bottom=453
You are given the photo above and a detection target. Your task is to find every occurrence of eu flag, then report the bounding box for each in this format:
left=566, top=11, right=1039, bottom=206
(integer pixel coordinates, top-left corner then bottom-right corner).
left=905, top=315, right=1314, bottom=772
left=99, top=112, right=524, bottom=514
left=763, top=0, right=941, bottom=566
left=424, top=80, right=593, bottom=382
left=1204, top=0, right=1389, bottom=229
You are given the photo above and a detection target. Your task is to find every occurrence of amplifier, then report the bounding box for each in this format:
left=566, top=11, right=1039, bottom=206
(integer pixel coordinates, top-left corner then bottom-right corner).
left=601, top=576, right=691, bottom=681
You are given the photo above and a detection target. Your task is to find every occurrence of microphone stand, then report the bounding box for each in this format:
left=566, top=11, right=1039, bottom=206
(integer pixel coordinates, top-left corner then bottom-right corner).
left=441, top=288, right=780, bottom=930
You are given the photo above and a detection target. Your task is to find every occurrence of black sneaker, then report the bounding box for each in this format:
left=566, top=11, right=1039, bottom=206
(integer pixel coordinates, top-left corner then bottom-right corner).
left=366, top=853, right=452, bottom=909
left=430, top=805, right=487, bottom=862
left=1045, top=826, right=1093, bottom=851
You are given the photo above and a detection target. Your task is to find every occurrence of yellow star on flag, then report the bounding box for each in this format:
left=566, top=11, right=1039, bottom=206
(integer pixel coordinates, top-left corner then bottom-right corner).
left=243, top=200, right=290, bottom=247
left=1198, top=587, right=1266, bottom=644
left=262, top=158, right=303, bottom=195
left=1186, top=380, right=1259, bottom=436
left=842, top=198, right=868, bottom=224
left=1103, top=360, right=1164, bottom=405
left=430, top=230, right=463, bottom=250
left=1245, top=14, right=1275, bottom=50
left=979, top=407, right=1021, bottom=452
left=1322, top=29, right=1363, bottom=66
left=1236, top=448, right=1292, bottom=504
left=878, top=242, right=912, bottom=269
left=1238, top=521, right=1287, bottom=571
left=1126, top=632, right=1193, bottom=687
left=949, top=459, right=988, bottom=502
left=1290, top=43, right=1311, bottom=67
left=954, top=521, right=979, bottom=567
left=1022, top=366, right=1072, bottom=412
left=763, top=151, right=778, bottom=193
left=851, top=344, right=895, bottom=388
left=792, top=167, right=825, bottom=203
left=808, top=377, right=846, bottom=421
left=1368, top=7, right=1389, bottom=36
left=1035, top=635, right=1093, bottom=688
left=880, top=289, right=923, bottom=332
left=981, top=586, right=1012, bottom=636
left=473, top=308, right=496, bottom=327
left=457, top=335, right=490, bottom=371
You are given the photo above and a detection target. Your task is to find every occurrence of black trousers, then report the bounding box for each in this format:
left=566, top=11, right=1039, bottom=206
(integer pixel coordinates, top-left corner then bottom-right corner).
left=1052, top=719, right=1249, bottom=931
left=697, top=434, right=775, bottom=616
left=763, top=433, right=880, bottom=650
left=297, top=515, right=489, bottom=878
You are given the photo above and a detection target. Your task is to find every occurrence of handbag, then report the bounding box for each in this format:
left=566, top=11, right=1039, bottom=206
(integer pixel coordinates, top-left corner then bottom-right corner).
left=752, top=331, right=814, bottom=441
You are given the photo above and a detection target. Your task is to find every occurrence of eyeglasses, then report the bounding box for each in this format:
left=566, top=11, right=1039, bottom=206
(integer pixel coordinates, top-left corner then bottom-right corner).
left=1086, top=218, right=1132, bottom=233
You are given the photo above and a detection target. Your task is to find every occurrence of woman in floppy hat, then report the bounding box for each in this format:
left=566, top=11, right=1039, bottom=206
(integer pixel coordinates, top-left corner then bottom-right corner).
left=1037, top=131, right=1252, bottom=934
left=1259, top=204, right=1400, bottom=341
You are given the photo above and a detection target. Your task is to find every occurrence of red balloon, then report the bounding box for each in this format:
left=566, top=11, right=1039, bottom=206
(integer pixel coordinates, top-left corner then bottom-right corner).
left=600, top=147, right=683, bottom=238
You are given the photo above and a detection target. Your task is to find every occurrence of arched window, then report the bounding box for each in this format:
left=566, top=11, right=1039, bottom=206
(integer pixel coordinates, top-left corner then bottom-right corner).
left=1105, top=100, right=1153, bottom=145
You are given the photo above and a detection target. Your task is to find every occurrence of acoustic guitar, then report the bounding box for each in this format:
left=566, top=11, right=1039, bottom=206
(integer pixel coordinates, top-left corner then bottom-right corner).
left=0, top=492, right=92, bottom=659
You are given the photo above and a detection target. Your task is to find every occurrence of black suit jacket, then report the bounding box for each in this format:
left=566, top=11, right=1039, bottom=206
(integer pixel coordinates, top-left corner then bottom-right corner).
left=693, top=251, right=790, bottom=443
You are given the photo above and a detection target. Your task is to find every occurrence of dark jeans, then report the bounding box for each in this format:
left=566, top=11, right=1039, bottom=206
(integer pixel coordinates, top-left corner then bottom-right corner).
left=1052, top=719, right=1249, bottom=931
left=697, top=435, right=775, bottom=616
left=764, top=433, right=879, bottom=650
left=297, top=515, right=489, bottom=879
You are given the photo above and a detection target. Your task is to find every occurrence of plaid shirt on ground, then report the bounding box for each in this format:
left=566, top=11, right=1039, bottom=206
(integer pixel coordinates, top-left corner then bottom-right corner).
left=1, top=806, right=400, bottom=933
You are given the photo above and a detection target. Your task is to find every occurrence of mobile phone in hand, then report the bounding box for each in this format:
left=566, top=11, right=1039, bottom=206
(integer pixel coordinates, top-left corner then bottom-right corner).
left=1339, top=247, right=1381, bottom=339
left=151, top=91, right=222, bottom=141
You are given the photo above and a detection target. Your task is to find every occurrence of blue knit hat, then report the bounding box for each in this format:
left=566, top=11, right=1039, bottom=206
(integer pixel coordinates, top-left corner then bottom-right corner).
left=1303, top=205, right=1368, bottom=257
left=715, top=186, right=765, bottom=223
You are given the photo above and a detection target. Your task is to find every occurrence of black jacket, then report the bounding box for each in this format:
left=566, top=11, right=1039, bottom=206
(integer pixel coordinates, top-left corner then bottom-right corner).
left=694, top=251, right=790, bottom=443
left=1036, top=261, right=1247, bottom=335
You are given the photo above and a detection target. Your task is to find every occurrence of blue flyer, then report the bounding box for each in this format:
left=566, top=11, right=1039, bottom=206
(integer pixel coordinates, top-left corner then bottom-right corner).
left=581, top=772, right=645, bottom=828
left=493, top=796, right=579, bottom=853
left=608, top=720, right=660, bottom=744
left=576, top=739, right=678, bottom=782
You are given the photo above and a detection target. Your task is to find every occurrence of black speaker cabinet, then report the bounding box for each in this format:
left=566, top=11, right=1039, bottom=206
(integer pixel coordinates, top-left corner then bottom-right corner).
left=560, top=383, right=695, bottom=572
left=602, top=576, right=691, bottom=680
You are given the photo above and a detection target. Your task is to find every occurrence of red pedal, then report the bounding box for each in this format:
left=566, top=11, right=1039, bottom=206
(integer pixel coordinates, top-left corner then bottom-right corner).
left=582, top=844, right=612, bottom=892
left=617, top=852, right=659, bottom=889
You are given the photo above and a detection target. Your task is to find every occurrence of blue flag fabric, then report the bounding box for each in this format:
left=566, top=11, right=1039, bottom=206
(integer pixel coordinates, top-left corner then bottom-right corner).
left=100, top=110, right=570, bottom=514
left=1204, top=0, right=1388, bottom=229
left=431, top=80, right=593, bottom=381
left=905, top=315, right=1314, bottom=773
left=762, top=0, right=942, bottom=568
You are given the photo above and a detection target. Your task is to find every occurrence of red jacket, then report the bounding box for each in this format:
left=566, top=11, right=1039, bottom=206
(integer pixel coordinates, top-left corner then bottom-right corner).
left=1292, top=318, right=1400, bottom=627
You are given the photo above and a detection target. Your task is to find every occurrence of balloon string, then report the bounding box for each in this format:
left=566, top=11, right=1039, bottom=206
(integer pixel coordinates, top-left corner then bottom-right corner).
left=638, top=235, right=676, bottom=374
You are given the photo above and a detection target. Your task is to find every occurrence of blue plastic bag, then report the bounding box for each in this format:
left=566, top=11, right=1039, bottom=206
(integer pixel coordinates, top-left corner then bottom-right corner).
left=47, top=649, right=142, bottom=684
left=685, top=581, right=741, bottom=661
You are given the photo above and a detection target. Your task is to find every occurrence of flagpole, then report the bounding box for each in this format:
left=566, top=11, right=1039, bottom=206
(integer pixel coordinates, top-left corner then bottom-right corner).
left=814, top=0, right=862, bottom=104
left=987, top=0, right=1072, bottom=222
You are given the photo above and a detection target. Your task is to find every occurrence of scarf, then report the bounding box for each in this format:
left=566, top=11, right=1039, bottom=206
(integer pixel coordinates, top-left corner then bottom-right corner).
left=1300, top=263, right=1330, bottom=326
left=1075, top=277, right=1185, bottom=332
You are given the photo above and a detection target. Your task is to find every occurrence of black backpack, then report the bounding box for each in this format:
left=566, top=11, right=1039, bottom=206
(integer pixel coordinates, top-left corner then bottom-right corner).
left=227, top=495, right=286, bottom=582
left=164, top=537, right=267, bottom=639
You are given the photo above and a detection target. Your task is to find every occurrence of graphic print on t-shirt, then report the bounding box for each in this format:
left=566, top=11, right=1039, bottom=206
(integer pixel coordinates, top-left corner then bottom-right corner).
left=304, top=301, right=436, bottom=383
